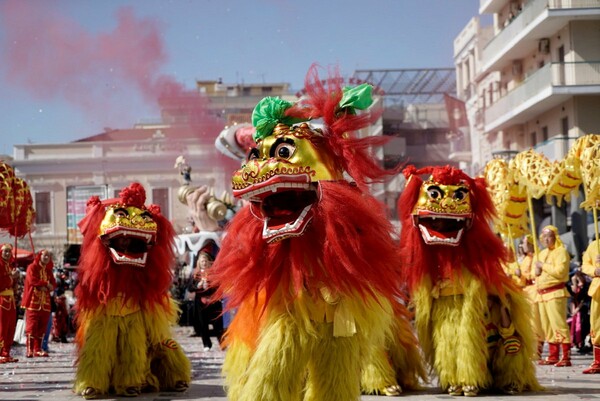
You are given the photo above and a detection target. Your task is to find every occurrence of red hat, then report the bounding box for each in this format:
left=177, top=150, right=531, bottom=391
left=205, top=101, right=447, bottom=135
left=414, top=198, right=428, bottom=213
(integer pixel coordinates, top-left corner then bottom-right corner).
left=198, top=240, right=219, bottom=261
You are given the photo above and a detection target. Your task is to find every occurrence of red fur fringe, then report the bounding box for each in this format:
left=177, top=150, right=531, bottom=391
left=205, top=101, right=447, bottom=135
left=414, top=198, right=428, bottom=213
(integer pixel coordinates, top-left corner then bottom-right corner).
left=210, top=181, right=403, bottom=312
left=398, top=166, right=516, bottom=294
left=285, top=65, right=399, bottom=190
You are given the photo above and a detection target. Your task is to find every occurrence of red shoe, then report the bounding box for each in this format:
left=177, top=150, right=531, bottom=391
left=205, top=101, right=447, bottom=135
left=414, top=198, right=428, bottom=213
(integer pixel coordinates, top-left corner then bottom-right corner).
left=554, top=343, right=572, bottom=367
left=539, top=343, right=560, bottom=365
left=583, top=364, right=600, bottom=374
left=583, top=346, right=600, bottom=374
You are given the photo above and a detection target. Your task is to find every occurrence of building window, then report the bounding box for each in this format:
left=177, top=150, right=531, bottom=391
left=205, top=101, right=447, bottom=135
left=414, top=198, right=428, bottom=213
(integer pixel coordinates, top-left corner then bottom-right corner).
left=542, top=126, right=548, bottom=142
left=261, top=86, right=273, bottom=94
left=35, top=191, right=51, bottom=225
left=561, top=117, right=569, bottom=136
left=152, top=188, right=170, bottom=219
left=530, top=132, right=537, bottom=146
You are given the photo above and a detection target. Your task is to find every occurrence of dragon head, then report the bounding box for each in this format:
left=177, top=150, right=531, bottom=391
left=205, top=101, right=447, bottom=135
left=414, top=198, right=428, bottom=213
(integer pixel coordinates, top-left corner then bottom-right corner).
left=97, top=183, right=158, bottom=267
left=231, top=83, right=378, bottom=243
left=406, top=165, right=474, bottom=246
left=233, top=121, right=343, bottom=242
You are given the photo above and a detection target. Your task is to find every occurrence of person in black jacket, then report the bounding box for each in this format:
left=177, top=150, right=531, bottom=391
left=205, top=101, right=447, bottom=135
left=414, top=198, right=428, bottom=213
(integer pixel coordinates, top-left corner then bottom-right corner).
left=188, top=242, right=223, bottom=351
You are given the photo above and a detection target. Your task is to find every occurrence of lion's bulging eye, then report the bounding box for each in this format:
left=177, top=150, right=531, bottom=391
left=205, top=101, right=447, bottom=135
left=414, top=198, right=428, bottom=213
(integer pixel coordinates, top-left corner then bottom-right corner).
left=247, top=148, right=260, bottom=161
left=427, top=186, right=444, bottom=200
left=114, top=208, right=128, bottom=218
left=453, top=188, right=468, bottom=201
left=274, top=143, right=295, bottom=159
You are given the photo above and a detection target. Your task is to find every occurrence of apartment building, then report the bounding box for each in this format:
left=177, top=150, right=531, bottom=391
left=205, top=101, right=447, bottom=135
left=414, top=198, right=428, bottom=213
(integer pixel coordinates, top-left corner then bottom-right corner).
left=454, top=0, right=600, bottom=255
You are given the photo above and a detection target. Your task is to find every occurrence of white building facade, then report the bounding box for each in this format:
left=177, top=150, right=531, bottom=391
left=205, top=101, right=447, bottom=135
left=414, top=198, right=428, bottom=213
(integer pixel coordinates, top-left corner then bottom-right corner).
left=455, top=0, right=600, bottom=171
left=453, top=0, right=600, bottom=254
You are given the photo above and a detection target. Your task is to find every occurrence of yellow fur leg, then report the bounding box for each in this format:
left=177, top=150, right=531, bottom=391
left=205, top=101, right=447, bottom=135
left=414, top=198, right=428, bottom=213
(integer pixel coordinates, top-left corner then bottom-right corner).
left=429, top=280, right=491, bottom=390
left=361, top=344, right=398, bottom=394
left=304, top=324, right=362, bottom=401
left=491, top=289, right=543, bottom=392
left=388, top=311, right=427, bottom=390
left=235, top=313, right=309, bottom=401
left=75, top=313, right=147, bottom=395
left=147, top=338, right=192, bottom=391
left=106, top=314, right=148, bottom=395
left=222, top=340, right=253, bottom=401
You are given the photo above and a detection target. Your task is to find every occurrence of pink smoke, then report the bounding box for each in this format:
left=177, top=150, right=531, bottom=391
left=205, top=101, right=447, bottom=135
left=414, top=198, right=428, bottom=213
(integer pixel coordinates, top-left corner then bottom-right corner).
left=0, top=0, right=212, bottom=133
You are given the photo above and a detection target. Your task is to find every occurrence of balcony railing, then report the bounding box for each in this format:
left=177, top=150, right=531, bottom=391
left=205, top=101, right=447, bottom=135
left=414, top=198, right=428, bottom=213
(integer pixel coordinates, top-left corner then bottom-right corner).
left=485, top=62, right=600, bottom=130
left=482, top=0, right=547, bottom=64
left=482, top=0, right=600, bottom=69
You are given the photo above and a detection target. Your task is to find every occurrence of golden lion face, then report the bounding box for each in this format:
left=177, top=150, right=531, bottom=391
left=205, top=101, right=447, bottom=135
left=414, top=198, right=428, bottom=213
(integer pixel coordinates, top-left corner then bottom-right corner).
left=412, top=180, right=473, bottom=246
left=231, top=123, right=343, bottom=243
left=98, top=204, right=157, bottom=267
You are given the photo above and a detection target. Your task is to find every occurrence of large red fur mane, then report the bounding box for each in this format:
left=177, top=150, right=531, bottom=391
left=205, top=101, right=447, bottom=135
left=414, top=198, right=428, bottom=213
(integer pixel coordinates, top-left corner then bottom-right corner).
left=398, top=165, right=515, bottom=294
left=285, top=65, right=398, bottom=189
left=211, top=181, right=402, bottom=311
left=74, top=185, right=175, bottom=313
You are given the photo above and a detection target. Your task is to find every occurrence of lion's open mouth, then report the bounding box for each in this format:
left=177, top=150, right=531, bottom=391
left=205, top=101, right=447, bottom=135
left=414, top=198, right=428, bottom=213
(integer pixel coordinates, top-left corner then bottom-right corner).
left=100, top=227, right=156, bottom=267
left=414, top=212, right=470, bottom=246
left=259, top=188, right=318, bottom=242
left=235, top=174, right=318, bottom=242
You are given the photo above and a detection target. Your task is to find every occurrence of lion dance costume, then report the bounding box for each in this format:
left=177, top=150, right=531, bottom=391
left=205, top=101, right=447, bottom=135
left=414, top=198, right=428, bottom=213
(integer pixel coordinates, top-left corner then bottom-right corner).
left=398, top=165, right=541, bottom=396
left=210, top=67, right=424, bottom=401
left=73, top=183, right=191, bottom=399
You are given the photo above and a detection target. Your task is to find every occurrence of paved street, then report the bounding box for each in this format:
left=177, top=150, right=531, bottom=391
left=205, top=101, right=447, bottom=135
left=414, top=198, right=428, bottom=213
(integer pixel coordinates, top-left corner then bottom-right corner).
left=1, top=327, right=600, bottom=400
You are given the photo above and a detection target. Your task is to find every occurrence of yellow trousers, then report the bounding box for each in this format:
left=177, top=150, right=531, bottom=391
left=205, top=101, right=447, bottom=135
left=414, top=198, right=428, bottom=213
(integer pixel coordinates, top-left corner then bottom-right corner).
left=590, top=297, right=600, bottom=345
left=537, top=297, right=570, bottom=344
left=524, top=286, right=544, bottom=342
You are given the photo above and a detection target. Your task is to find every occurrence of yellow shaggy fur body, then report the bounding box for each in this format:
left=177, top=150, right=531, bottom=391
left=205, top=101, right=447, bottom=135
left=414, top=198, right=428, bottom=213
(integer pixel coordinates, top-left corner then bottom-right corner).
left=224, top=289, right=423, bottom=401
left=413, top=269, right=541, bottom=393
left=74, top=298, right=191, bottom=396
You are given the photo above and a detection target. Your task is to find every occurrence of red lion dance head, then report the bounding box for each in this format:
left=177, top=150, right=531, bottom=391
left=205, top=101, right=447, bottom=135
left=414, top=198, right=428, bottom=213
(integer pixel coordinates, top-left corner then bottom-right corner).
left=398, top=165, right=513, bottom=293
left=211, top=65, right=401, bottom=310
left=75, top=182, right=175, bottom=311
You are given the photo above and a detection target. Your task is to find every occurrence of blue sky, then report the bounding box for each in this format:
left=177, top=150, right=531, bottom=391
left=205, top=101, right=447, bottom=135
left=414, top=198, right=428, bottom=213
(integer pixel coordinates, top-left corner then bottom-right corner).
left=0, top=0, right=483, bottom=155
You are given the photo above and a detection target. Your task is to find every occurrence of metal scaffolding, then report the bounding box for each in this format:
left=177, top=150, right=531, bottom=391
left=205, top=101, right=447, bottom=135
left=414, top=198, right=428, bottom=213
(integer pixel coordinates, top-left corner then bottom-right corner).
left=350, top=68, right=456, bottom=105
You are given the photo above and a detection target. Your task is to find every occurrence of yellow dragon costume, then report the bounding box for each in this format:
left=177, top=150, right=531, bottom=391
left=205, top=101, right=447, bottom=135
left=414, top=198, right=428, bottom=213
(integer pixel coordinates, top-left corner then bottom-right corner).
left=210, top=67, right=424, bottom=401
left=73, top=183, right=191, bottom=399
left=398, top=165, right=541, bottom=396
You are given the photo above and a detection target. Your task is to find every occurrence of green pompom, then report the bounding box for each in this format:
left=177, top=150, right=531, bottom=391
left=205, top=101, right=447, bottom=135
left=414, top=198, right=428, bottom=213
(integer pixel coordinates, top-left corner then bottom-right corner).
left=251, top=97, right=306, bottom=142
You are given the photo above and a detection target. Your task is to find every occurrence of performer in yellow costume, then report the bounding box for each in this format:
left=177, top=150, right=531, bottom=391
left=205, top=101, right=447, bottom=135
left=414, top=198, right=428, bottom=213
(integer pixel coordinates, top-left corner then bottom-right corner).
left=73, top=183, right=191, bottom=399
left=211, top=67, right=424, bottom=401
left=581, top=238, right=600, bottom=373
left=535, top=225, right=571, bottom=367
left=518, top=235, right=545, bottom=355
left=397, top=165, right=541, bottom=396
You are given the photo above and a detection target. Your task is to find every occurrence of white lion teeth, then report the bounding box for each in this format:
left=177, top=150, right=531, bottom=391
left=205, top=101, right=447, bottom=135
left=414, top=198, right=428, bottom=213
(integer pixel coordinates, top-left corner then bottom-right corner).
left=243, top=181, right=312, bottom=199
left=109, top=248, right=148, bottom=267
left=418, top=225, right=464, bottom=245
left=263, top=204, right=313, bottom=241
